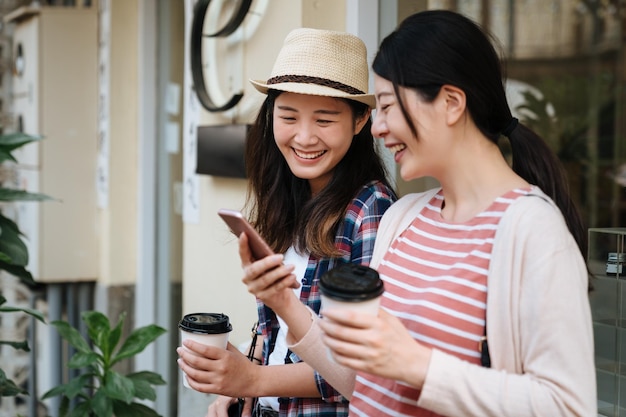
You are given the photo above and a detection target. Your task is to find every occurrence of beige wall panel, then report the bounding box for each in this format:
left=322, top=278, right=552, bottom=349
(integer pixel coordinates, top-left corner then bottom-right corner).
left=302, top=0, right=345, bottom=30
left=104, top=0, right=139, bottom=285
left=7, top=6, right=99, bottom=282
left=39, top=8, right=99, bottom=281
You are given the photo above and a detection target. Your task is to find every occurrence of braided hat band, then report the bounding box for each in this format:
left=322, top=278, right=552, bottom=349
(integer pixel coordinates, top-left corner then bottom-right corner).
left=250, top=28, right=375, bottom=108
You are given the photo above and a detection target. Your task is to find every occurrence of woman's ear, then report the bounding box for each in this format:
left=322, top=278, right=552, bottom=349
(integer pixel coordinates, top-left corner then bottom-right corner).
left=440, top=85, right=466, bottom=126
left=354, top=109, right=371, bottom=135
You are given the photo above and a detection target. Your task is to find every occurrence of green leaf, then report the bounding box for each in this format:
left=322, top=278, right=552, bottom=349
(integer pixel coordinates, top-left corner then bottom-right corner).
left=68, top=351, right=100, bottom=369
left=124, top=371, right=166, bottom=401
left=91, top=389, right=114, bottom=417
left=65, top=374, right=92, bottom=399
left=68, top=400, right=92, bottom=417
left=0, top=373, right=28, bottom=396
left=113, top=401, right=162, bottom=417
left=128, top=378, right=155, bottom=401
left=0, top=305, right=46, bottom=323
left=0, top=133, right=43, bottom=164
left=83, top=311, right=112, bottom=357
left=111, top=325, right=166, bottom=365
left=59, top=396, right=70, bottom=417
left=0, top=261, right=34, bottom=286
left=0, top=188, right=53, bottom=202
left=0, top=149, right=16, bottom=164
left=50, top=320, right=91, bottom=353
left=0, top=252, right=11, bottom=263
left=102, top=371, right=134, bottom=403
left=107, top=315, right=124, bottom=360
left=127, top=371, right=166, bottom=386
left=0, top=132, right=43, bottom=149
left=0, top=213, right=29, bottom=266
left=42, top=382, right=69, bottom=400
left=0, top=339, right=29, bottom=351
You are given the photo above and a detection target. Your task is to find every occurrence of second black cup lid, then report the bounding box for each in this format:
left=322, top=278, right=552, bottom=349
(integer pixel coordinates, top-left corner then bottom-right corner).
left=319, top=264, right=384, bottom=302
left=178, top=312, right=233, bottom=334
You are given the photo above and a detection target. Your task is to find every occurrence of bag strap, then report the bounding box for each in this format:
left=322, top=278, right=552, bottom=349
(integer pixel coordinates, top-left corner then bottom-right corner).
left=247, top=321, right=260, bottom=363
left=480, top=326, right=491, bottom=367
left=233, top=322, right=261, bottom=415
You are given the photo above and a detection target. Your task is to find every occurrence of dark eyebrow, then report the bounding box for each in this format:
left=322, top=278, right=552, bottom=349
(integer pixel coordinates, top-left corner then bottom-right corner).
left=375, top=91, right=394, bottom=101
left=315, top=109, right=341, bottom=115
left=275, top=105, right=341, bottom=116
left=276, top=105, right=298, bottom=112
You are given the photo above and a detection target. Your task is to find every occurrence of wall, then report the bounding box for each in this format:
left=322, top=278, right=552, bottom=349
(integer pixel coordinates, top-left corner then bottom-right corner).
left=179, top=0, right=349, bottom=413
left=100, top=0, right=139, bottom=287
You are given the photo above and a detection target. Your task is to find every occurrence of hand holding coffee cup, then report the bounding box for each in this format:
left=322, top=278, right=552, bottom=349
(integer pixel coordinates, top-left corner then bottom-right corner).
left=319, top=264, right=384, bottom=361
left=178, top=312, right=232, bottom=389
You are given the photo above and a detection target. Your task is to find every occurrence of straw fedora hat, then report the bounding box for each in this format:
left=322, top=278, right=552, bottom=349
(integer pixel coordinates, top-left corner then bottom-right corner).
left=250, top=28, right=375, bottom=108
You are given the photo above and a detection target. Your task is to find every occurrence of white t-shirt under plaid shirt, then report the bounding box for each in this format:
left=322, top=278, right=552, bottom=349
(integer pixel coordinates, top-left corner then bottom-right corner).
left=349, top=188, right=531, bottom=417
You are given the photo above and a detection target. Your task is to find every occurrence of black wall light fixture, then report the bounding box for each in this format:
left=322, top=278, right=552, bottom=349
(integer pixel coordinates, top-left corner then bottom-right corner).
left=196, top=124, right=249, bottom=179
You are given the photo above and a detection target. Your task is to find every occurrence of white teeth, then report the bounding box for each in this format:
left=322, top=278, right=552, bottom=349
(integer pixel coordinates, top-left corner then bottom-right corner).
left=294, top=149, right=326, bottom=159
left=388, top=144, right=407, bottom=154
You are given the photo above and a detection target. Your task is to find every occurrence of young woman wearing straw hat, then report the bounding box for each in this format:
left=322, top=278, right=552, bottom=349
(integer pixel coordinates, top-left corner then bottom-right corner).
left=233, top=10, right=595, bottom=417
left=177, top=28, right=396, bottom=417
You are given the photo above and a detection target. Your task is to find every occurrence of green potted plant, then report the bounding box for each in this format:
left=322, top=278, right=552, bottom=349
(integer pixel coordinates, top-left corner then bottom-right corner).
left=42, top=311, right=167, bottom=417
left=0, top=132, right=50, bottom=398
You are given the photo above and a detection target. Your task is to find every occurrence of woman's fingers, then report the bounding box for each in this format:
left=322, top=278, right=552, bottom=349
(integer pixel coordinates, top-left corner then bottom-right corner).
left=238, top=233, right=256, bottom=266
left=205, top=395, right=238, bottom=417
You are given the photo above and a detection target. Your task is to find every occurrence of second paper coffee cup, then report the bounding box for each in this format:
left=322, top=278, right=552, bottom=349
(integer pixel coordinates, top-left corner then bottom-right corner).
left=319, top=263, right=384, bottom=316
left=179, top=312, right=232, bottom=389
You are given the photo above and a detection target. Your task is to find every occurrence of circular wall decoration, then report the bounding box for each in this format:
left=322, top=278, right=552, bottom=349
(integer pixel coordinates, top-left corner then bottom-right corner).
left=190, top=0, right=252, bottom=112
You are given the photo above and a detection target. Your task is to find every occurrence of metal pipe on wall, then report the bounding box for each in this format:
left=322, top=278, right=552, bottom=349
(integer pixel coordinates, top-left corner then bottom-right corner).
left=46, top=284, right=63, bottom=417
left=27, top=289, right=41, bottom=417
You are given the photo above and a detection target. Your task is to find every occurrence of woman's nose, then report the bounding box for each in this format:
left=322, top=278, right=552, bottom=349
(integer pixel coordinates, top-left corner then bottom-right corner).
left=294, top=123, right=318, bottom=145
left=371, top=111, right=387, bottom=139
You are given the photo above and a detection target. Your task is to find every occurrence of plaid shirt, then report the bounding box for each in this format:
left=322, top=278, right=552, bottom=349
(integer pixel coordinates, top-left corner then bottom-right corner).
left=257, top=180, right=397, bottom=417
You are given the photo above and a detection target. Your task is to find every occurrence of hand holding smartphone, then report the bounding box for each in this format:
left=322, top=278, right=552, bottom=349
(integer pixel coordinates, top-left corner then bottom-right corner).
left=218, top=209, right=274, bottom=261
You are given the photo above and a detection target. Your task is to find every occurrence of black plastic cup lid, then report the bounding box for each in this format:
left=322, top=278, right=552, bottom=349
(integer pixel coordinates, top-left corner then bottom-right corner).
left=319, top=264, right=384, bottom=302
left=178, top=313, right=232, bottom=334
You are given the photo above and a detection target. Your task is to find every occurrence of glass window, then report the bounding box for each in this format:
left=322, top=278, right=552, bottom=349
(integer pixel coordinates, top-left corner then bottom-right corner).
left=393, top=0, right=625, bottom=228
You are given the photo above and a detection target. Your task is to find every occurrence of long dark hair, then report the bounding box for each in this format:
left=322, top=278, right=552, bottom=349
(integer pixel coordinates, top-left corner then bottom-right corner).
left=372, top=10, right=588, bottom=284
left=245, top=90, right=393, bottom=257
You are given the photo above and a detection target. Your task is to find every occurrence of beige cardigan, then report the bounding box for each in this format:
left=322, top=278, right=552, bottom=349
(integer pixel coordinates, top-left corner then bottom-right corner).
left=290, top=187, right=596, bottom=416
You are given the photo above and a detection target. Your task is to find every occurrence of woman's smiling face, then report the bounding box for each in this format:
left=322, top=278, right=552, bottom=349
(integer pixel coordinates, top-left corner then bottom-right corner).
left=273, top=92, right=367, bottom=194
left=371, top=75, right=445, bottom=182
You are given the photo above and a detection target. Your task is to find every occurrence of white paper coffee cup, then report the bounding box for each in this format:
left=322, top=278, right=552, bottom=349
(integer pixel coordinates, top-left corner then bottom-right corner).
left=319, top=264, right=384, bottom=362
left=179, top=312, right=232, bottom=389
left=320, top=293, right=382, bottom=316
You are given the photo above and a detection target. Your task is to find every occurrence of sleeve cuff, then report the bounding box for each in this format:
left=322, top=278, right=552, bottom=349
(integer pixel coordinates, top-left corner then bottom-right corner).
left=288, top=307, right=356, bottom=399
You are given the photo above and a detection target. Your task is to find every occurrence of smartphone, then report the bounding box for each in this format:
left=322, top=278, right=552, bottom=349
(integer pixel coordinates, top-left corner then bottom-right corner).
left=218, top=209, right=274, bottom=261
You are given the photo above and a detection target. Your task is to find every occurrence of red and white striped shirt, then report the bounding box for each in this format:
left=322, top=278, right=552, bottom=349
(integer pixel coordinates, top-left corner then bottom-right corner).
left=349, top=188, right=530, bottom=417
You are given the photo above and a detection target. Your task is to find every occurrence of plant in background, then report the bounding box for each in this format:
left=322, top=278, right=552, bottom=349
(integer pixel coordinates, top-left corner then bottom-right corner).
left=0, top=132, right=51, bottom=398
left=0, top=132, right=51, bottom=282
left=0, top=297, right=45, bottom=397
left=42, top=310, right=167, bottom=417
